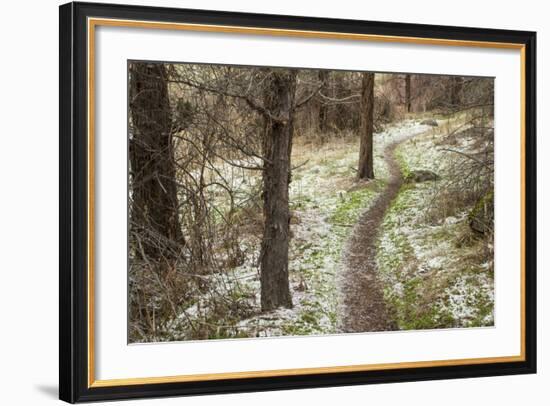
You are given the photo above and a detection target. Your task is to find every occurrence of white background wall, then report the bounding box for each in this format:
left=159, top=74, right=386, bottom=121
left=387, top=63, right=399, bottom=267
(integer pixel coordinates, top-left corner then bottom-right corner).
left=0, top=0, right=546, bottom=404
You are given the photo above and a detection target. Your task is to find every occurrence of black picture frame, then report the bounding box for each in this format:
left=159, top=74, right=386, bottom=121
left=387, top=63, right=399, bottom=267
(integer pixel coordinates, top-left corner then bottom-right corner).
left=59, top=1, right=537, bottom=403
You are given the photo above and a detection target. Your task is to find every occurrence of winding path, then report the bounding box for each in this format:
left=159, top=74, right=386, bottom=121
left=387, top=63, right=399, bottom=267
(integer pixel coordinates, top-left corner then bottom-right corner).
left=337, top=132, right=420, bottom=333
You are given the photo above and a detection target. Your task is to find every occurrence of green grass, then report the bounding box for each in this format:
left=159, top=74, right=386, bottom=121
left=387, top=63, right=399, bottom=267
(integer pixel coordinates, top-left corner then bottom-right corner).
left=329, top=186, right=377, bottom=227
left=394, top=146, right=411, bottom=179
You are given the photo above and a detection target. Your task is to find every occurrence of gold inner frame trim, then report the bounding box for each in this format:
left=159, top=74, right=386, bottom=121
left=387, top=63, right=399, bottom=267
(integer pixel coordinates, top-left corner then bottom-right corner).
left=87, top=17, right=527, bottom=388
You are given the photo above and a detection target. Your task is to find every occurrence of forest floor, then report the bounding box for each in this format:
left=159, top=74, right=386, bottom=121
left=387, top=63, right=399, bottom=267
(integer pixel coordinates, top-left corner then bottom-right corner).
left=160, top=115, right=494, bottom=341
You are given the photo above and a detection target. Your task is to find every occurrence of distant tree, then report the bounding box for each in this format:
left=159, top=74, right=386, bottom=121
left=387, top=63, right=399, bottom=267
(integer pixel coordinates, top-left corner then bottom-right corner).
left=128, top=63, right=185, bottom=263
left=317, top=70, right=329, bottom=132
left=405, top=74, right=412, bottom=113
left=450, top=76, right=463, bottom=106
left=357, top=72, right=375, bottom=179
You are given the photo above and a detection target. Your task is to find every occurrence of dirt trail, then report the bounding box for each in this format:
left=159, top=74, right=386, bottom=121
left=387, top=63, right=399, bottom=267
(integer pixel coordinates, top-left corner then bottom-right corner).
left=337, top=135, right=415, bottom=333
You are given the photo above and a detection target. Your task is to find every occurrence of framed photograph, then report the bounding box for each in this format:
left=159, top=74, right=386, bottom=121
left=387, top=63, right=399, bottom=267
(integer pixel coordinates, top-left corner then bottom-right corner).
left=59, top=1, right=536, bottom=403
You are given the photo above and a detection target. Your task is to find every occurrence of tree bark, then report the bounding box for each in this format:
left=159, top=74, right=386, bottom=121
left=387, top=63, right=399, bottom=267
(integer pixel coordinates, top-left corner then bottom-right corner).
left=129, top=63, right=185, bottom=263
left=450, top=76, right=463, bottom=106
left=405, top=74, right=412, bottom=113
left=317, top=70, right=329, bottom=132
left=260, top=69, right=296, bottom=311
left=358, top=72, right=375, bottom=180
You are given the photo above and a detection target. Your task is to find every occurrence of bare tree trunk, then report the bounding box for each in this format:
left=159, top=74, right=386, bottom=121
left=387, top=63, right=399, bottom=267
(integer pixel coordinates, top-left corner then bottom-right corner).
left=317, top=70, right=329, bottom=132
left=129, top=62, right=185, bottom=263
left=450, top=76, right=463, bottom=106
left=358, top=72, right=375, bottom=180
left=260, top=69, right=296, bottom=311
left=405, top=74, right=412, bottom=113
